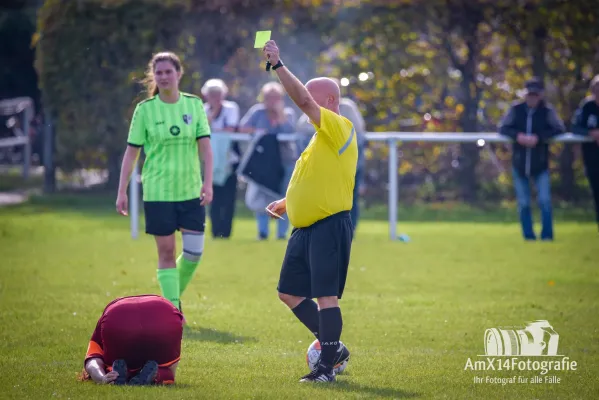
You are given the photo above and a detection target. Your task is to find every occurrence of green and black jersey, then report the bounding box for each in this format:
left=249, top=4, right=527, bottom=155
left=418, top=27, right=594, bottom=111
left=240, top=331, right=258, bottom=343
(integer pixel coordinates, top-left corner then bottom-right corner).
left=127, top=92, right=211, bottom=202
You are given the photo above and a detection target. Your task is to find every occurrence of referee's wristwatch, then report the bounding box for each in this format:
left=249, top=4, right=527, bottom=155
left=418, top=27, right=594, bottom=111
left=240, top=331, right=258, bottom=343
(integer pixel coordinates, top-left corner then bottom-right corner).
left=272, top=59, right=284, bottom=70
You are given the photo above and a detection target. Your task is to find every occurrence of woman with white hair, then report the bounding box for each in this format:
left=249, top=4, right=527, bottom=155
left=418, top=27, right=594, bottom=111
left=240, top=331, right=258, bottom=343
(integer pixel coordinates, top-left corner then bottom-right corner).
left=201, top=78, right=241, bottom=239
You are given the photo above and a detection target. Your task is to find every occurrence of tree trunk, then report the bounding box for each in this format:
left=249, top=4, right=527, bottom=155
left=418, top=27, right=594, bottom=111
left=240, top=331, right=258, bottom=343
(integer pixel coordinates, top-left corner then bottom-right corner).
left=440, top=2, right=483, bottom=204
left=106, top=149, right=122, bottom=191
left=43, top=108, right=56, bottom=193
left=530, top=25, right=547, bottom=79
left=458, top=79, right=480, bottom=203
left=558, top=146, right=575, bottom=201
left=456, top=30, right=481, bottom=204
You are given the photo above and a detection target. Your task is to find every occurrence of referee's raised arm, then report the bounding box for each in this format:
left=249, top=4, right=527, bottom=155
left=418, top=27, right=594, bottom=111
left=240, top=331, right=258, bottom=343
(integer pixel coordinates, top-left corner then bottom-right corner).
left=263, top=40, right=352, bottom=153
left=263, top=41, right=327, bottom=127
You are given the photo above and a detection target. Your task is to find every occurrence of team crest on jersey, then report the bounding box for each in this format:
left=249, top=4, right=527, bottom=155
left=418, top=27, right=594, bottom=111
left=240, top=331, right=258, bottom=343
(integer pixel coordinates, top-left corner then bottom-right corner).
left=182, top=114, right=192, bottom=125
left=588, top=115, right=597, bottom=128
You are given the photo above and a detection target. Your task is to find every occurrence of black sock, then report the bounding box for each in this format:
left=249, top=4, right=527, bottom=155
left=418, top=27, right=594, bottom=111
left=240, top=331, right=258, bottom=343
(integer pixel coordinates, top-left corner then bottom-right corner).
left=318, top=307, right=343, bottom=373
left=291, top=298, right=320, bottom=339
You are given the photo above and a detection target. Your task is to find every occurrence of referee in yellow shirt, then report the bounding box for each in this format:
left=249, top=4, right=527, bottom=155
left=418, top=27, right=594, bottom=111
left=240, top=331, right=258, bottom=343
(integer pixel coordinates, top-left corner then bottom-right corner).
left=264, top=40, right=357, bottom=383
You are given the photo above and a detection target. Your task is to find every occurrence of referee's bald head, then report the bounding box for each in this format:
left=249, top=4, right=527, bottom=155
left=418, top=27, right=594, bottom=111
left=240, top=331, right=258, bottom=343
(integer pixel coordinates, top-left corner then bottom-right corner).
left=306, top=77, right=341, bottom=114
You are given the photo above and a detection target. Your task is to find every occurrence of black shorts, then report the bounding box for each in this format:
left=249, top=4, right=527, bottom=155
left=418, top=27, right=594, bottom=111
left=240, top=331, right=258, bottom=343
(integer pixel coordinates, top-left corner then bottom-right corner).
left=277, top=211, right=353, bottom=299
left=143, top=198, right=206, bottom=236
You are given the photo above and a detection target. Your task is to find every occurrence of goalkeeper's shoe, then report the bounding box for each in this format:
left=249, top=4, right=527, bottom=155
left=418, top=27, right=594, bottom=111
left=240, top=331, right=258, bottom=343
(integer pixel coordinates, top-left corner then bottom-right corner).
left=128, top=360, right=158, bottom=386
left=112, top=359, right=128, bottom=385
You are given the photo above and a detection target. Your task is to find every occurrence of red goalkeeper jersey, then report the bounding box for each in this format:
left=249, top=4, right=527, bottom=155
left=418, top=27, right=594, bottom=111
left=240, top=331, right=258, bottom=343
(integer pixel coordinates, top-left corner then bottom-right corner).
left=84, top=294, right=183, bottom=383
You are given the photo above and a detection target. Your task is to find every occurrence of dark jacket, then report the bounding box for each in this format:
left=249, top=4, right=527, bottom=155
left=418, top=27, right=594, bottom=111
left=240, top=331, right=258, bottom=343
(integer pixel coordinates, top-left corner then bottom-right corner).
left=499, top=100, right=565, bottom=177
left=571, top=97, right=599, bottom=166
left=236, top=131, right=284, bottom=197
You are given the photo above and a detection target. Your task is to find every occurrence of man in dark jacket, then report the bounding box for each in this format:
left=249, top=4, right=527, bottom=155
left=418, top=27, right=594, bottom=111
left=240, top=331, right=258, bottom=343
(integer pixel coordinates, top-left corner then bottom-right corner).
left=499, top=78, right=566, bottom=240
left=571, top=75, right=599, bottom=231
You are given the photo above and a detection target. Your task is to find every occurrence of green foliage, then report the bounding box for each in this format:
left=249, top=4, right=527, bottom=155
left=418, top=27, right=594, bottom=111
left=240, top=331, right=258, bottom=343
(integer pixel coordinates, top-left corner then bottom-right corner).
left=34, top=0, right=315, bottom=185
left=36, top=0, right=188, bottom=180
left=0, top=6, right=39, bottom=106
left=314, top=0, right=597, bottom=204
left=32, top=0, right=598, bottom=201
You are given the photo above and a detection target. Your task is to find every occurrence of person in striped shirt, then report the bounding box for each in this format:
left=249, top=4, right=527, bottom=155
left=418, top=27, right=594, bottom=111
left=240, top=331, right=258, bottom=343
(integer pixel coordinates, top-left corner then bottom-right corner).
left=116, top=52, right=213, bottom=316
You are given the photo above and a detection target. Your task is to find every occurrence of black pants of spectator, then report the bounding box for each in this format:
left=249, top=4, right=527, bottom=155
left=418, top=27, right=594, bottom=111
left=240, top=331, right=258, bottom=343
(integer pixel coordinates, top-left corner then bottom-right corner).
left=582, top=144, right=599, bottom=229
left=210, top=173, right=237, bottom=238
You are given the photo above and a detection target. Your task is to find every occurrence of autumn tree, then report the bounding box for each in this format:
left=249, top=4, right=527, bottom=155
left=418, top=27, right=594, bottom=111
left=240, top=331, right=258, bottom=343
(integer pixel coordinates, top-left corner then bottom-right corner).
left=33, top=0, right=598, bottom=204
left=36, top=0, right=193, bottom=188
left=319, top=0, right=529, bottom=203
left=496, top=0, right=599, bottom=201
left=35, top=0, right=340, bottom=188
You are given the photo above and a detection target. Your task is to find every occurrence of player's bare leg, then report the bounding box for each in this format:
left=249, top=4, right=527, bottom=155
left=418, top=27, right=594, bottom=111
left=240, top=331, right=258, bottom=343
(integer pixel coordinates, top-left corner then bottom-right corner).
left=278, top=293, right=305, bottom=309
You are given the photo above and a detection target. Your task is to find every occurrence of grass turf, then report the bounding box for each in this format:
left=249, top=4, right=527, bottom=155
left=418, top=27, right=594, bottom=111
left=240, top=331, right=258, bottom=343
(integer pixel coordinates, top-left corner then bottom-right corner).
left=0, top=197, right=597, bottom=399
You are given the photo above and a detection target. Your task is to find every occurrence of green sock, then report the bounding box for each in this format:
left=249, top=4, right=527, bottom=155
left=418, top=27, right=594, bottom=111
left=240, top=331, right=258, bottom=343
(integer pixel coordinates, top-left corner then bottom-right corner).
left=177, top=254, right=200, bottom=296
left=156, top=268, right=180, bottom=309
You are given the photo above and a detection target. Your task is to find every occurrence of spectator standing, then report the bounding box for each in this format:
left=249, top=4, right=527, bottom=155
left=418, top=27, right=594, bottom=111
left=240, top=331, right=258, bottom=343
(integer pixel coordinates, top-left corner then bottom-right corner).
left=202, top=79, right=240, bottom=239
left=572, top=75, right=599, bottom=231
left=499, top=78, right=566, bottom=241
left=240, top=82, right=297, bottom=240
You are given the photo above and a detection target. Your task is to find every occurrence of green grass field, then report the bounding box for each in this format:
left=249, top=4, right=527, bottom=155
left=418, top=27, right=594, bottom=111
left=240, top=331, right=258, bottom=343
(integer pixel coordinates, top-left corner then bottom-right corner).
left=0, top=195, right=597, bottom=399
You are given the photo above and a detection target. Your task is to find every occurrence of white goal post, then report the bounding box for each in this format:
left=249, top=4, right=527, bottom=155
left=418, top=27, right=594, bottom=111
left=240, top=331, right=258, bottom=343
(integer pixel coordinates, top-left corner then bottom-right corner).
left=129, top=132, right=592, bottom=240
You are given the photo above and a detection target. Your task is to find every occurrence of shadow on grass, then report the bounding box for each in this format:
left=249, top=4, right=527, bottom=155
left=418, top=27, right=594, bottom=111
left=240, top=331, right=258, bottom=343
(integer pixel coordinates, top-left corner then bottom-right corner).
left=183, top=326, right=258, bottom=345
left=314, top=380, right=421, bottom=399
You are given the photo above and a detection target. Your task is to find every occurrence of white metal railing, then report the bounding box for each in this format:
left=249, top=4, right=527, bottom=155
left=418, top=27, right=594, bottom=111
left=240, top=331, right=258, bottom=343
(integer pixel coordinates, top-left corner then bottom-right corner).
left=0, top=97, right=34, bottom=179
left=129, top=131, right=593, bottom=240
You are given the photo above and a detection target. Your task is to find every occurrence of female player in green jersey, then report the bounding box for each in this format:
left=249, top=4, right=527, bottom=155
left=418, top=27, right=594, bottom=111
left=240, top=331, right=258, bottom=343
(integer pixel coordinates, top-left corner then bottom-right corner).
left=116, top=52, right=213, bottom=317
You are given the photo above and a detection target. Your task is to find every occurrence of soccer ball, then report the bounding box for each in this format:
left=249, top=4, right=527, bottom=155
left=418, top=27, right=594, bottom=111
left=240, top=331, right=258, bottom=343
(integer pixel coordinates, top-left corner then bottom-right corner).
left=306, top=339, right=349, bottom=374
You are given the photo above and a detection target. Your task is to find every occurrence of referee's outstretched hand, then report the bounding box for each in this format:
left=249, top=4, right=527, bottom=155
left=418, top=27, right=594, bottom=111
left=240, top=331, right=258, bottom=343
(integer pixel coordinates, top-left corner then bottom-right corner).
left=266, top=198, right=286, bottom=219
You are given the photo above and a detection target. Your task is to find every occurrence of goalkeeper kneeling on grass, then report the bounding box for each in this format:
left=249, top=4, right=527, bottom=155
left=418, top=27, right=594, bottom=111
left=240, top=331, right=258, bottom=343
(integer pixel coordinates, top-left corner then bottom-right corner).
left=79, top=295, right=183, bottom=386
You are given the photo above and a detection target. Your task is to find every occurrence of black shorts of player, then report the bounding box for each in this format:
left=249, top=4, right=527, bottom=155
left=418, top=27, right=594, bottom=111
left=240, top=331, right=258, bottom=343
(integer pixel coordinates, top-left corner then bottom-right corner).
left=143, top=198, right=206, bottom=236
left=277, top=211, right=353, bottom=299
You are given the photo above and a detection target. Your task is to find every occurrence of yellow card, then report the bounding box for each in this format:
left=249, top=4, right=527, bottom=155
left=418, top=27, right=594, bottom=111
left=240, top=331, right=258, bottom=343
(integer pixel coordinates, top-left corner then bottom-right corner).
left=254, top=30, right=271, bottom=48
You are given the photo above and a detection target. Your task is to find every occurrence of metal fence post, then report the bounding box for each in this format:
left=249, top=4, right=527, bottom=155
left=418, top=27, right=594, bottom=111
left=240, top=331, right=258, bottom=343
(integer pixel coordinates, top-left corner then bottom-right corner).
left=43, top=109, right=55, bottom=193
left=388, top=138, right=398, bottom=240
left=22, top=106, right=31, bottom=179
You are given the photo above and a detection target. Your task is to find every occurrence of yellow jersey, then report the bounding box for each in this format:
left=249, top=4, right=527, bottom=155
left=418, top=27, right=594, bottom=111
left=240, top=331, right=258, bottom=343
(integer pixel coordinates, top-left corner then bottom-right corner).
left=285, top=107, right=358, bottom=228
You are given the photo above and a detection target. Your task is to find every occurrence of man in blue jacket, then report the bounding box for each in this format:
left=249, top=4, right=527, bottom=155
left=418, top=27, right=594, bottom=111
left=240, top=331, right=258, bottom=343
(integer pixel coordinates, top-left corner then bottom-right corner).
left=499, top=78, right=566, bottom=241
